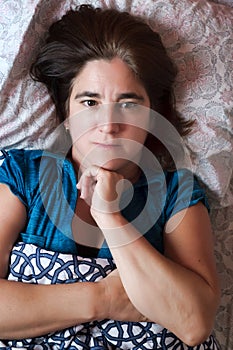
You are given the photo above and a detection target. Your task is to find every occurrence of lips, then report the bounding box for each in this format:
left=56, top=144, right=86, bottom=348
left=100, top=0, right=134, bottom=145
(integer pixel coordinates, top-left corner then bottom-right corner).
left=93, top=142, right=121, bottom=148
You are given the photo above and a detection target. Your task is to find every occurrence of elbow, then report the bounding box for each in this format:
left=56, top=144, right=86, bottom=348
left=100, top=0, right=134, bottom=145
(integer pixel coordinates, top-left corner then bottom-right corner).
left=181, top=288, right=221, bottom=347
left=180, top=326, right=213, bottom=347
left=179, top=300, right=220, bottom=346
left=179, top=306, right=219, bottom=346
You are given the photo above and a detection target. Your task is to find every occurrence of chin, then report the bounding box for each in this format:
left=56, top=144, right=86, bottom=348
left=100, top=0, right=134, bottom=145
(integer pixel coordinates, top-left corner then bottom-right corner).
left=93, top=158, right=127, bottom=172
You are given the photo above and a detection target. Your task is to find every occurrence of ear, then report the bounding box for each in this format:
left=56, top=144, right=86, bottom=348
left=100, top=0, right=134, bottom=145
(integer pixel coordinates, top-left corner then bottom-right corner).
left=64, top=119, right=69, bottom=130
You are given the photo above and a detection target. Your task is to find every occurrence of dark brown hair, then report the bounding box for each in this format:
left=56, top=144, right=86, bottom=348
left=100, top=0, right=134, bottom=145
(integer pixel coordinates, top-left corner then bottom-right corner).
left=30, top=4, right=192, bottom=162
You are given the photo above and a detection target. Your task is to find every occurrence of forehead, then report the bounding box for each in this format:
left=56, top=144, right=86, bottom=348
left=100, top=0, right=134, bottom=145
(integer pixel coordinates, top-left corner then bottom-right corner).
left=70, top=58, right=147, bottom=95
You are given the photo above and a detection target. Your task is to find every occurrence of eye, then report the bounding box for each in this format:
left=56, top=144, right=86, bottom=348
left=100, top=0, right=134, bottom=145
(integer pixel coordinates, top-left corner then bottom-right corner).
left=81, top=100, right=98, bottom=107
left=119, top=101, right=138, bottom=109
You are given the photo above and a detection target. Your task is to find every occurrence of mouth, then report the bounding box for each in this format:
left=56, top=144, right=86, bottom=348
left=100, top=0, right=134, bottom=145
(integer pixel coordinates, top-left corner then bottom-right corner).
left=93, top=142, right=121, bottom=149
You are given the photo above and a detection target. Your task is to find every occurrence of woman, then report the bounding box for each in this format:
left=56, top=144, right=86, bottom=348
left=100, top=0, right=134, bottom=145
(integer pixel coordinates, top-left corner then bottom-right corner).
left=0, top=4, right=220, bottom=349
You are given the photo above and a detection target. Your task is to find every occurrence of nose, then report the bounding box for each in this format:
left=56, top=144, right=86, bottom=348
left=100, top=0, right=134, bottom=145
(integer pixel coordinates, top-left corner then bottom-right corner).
left=97, top=104, right=120, bottom=134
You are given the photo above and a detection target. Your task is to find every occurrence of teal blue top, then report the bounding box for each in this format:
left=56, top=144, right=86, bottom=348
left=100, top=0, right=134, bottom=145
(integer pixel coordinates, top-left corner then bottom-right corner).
left=0, top=149, right=208, bottom=258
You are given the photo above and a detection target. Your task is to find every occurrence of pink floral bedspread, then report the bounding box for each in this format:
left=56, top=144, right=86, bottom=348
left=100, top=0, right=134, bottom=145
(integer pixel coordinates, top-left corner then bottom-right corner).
left=0, top=1, right=232, bottom=349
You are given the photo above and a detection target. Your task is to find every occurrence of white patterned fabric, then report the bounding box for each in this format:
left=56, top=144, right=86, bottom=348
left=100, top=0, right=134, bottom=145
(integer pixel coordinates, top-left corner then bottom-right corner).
left=0, top=242, right=220, bottom=350
left=0, top=1, right=232, bottom=349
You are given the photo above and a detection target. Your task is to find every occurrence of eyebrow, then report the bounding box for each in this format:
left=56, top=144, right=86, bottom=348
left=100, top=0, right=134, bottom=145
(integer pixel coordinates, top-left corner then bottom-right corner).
left=117, top=93, right=145, bottom=101
left=74, top=91, right=101, bottom=99
left=74, top=91, right=145, bottom=101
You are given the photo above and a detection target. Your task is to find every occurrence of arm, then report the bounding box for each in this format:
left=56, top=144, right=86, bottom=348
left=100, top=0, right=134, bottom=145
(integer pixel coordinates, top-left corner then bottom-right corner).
left=0, top=184, right=144, bottom=340
left=0, top=184, right=102, bottom=339
left=98, top=203, right=220, bottom=346
left=79, top=167, right=220, bottom=347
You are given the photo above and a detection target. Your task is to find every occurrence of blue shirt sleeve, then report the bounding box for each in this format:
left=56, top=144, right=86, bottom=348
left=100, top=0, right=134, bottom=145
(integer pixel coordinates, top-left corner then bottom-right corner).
left=0, top=149, right=27, bottom=207
left=164, top=169, right=209, bottom=221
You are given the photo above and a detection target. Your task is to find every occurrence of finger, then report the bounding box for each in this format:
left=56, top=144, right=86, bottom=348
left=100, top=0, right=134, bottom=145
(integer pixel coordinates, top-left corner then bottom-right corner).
left=79, top=176, right=93, bottom=199
left=77, top=166, right=100, bottom=199
left=77, top=165, right=100, bottom=188
left=79, top=178, right=89, bottom=199
left=83, top=165, right=100, bottom=178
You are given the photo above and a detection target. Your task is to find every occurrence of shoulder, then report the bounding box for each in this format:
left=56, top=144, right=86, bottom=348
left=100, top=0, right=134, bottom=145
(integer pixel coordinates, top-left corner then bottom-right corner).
left=0, top=149, right=29, bottom=175
left=0, top=148, right=68, bottom=165
left=164, top=168, right=209, bottom=220
left=165, top=167, right=193, bottom=182
left=0, top=148, right=72, bottom=178
left=0, top=149, right=42, bottom=165
left=165, top=168, right=206, bottom=200
left=0, top=149, right=10, bottom=166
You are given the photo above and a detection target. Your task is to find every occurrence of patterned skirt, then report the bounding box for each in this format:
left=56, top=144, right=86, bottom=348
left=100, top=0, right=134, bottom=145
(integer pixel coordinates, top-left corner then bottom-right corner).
left=0, top=242, right=221, bottom=350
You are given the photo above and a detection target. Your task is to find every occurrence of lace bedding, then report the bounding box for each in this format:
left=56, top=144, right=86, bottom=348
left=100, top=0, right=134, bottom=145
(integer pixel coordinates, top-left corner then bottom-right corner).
left=0, top=0, right=232, bottom=349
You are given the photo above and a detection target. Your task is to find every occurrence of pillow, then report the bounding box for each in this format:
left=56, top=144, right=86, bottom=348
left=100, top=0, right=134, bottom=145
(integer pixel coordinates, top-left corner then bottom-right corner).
left=4, top=242, right=219, bottom=350
left=0, top=0, right=232, bottom=208
left=130, top=0, right=233, bottom=208
left=4, top=242, right=169, bottom=349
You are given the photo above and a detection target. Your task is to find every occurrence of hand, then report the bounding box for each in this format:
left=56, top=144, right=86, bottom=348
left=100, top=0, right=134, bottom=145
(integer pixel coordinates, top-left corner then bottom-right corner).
left=77, top=166, right=124, bottom=219
left=99, top=269, right=149, bottom=322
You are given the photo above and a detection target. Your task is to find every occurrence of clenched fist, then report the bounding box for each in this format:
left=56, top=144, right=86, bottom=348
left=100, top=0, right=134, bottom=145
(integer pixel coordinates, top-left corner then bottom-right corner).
left=77, top=166, right=125, bottom=219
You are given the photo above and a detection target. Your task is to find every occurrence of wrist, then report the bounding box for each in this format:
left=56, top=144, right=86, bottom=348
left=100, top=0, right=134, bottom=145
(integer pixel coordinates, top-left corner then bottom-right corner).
left=92, top=211, right=124, bottom=229
left=94, top=213, right=141, bottom=249
left=72, top=282, right=107, bottom=323
left=94, top=279, right=110, bottom=320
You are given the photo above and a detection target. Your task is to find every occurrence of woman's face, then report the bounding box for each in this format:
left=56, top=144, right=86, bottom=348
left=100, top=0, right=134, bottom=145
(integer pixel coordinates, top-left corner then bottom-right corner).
left=68, top=57, right=151, bottom=178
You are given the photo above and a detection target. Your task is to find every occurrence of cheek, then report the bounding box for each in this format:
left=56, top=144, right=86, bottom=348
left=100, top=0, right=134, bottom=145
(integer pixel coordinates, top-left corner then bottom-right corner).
left=69, top=120, right=91, bottom=147
left=68, top=110, right=96, bottom=142
left=124, top=108, right=151, bottom=133
left=127, top=127, right=148, bottom=144
left=71, top=131, right=92, bottom=152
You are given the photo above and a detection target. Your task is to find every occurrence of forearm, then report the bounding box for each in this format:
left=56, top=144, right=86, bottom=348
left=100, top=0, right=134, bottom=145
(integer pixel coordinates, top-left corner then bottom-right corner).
left=0, top=279, right=104, bottom=339
left=112, top=240, right=217, bottom=339
left=97, top=214, right=219, bottom=345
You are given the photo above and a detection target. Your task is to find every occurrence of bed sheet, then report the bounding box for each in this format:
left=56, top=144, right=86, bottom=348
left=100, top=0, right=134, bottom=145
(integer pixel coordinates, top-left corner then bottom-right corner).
left=0, top=0, right=232, bottom=349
